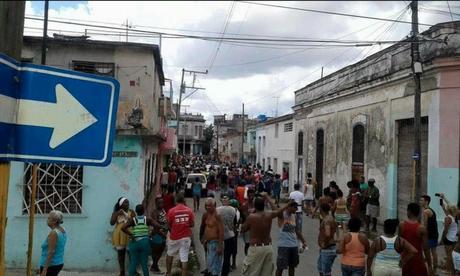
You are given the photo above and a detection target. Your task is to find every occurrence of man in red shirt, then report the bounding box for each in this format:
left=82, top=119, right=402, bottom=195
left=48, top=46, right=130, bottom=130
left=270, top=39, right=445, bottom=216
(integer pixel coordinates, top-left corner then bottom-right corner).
left=162, top=186, right=175, bottom=213
left=166, top=193, right=195, bottom=276
left=168, top=168, right=177, bottom=190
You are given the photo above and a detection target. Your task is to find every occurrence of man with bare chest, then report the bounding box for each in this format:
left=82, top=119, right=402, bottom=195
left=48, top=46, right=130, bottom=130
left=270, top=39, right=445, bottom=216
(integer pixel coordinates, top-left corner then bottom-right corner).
left=241, top=188, right=255, bottom=255
left=317, top=203, right=337, bottom=276
left=203, top=198, right=224, bottom=276
left=241, top=193, right=290, bottom=276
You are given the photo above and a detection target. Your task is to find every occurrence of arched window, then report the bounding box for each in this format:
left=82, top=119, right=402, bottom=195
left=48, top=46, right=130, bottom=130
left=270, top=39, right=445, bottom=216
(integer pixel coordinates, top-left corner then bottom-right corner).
left=297, top=132, right=304, bottom=156
left=352, top=125, right=365, bottom=164
left=352, top=124, right=365, bottom=182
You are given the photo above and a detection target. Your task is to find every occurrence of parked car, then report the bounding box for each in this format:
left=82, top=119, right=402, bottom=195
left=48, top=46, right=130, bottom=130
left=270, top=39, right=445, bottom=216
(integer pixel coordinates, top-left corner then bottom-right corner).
left=185, top=173, right=207, bottom=197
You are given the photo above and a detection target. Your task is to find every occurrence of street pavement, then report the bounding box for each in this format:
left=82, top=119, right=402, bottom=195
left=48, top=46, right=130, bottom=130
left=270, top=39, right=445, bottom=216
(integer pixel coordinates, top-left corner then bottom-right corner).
left=191, top=196, right=341, bottom=276
left=190, top=195, right=450, bottom=276
left=7, top=195, right=451, bottom=276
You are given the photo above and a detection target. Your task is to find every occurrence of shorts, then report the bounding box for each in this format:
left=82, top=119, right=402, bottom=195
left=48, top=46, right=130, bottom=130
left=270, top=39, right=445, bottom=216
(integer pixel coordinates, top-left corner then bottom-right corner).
left=453, top=250, right=460, bottom=272
left=282, top=180, right=289, bottom=188
left=341, top=264, right=365, bottom=276
left=335, top=213, right=350, bottom=224
left=295, top=212, right=303, bottom=232
left=317, top=245, right=337, bottom=276
left=193, top=191, right=201, bottom=198
left=277, top=247, right=299, bottom=270
left=207, top=240, right=223, bottom=275
left=443, top=236, right=456, bottom=246
left=150, top=233, right=166, bottom=246
left=40, top=264, right=63, bottom=276
left=366, top=204, right=380, bottom=218
left=428, top=239, right=438, bottom=249
left=242, top=245, right=274, bottom=276
left=167, top=237, right=191, bottom=262
left=303, top=199, right=314, bottom=205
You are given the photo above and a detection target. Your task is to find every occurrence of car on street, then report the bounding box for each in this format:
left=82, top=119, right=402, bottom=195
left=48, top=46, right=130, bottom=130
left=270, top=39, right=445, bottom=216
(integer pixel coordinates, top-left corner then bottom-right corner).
left=185, top=173, right=208, bottom=197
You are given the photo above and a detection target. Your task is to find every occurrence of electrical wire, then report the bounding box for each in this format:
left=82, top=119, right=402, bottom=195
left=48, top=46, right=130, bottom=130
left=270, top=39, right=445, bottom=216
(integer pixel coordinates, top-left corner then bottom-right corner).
left=207, top=1, right=236, bottom=71
left=243, top=5, right=410, bottom=106
left=447, top=1, right=455, bottom=21
left=25, top=16, right=425, bottom=46
left=240, top=1, right=433, bottom=27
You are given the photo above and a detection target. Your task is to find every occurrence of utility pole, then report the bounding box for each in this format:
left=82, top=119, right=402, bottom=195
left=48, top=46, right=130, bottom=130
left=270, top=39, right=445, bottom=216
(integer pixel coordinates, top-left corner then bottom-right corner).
left=0, top=2, right=26, bottom=274
left=321, top=66, right=324, bottom=78
left=215, top=123, right=219, bottom=161
left=40, top=0, right=49, bottom=65
left=26, top=2, right=48, bottom=275
left=175, top=68, right=207, bottom=155
left=181, top=105, right=190, bottom=155
left=273, top=96, right=279, bottom=117
left=241, top=103, right=245, bottom=165
left=123, top=19, right=131, bottom=42
left=411, top=0, right=422, bottom=201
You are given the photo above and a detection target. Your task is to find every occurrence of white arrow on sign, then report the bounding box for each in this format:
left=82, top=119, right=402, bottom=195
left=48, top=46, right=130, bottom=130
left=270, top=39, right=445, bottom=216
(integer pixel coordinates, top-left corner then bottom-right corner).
left=0, top=83, right=98, bottom=149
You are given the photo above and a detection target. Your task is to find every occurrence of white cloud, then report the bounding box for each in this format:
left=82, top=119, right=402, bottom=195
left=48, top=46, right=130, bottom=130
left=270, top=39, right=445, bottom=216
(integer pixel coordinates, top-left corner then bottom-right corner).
left=23, top=1, right=459, bottom=123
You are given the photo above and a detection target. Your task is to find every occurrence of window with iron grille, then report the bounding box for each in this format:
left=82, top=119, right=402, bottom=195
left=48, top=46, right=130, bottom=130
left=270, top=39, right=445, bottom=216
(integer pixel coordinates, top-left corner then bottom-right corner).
left=284, top=122, right=293, bottom=132
left=22, top=163, right=83, bottom=214
left=72, top=60, right=115, bottom=77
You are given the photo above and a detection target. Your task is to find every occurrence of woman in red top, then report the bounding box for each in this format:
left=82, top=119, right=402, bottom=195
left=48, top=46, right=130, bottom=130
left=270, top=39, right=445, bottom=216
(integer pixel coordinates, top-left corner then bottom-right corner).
left=399, top=203, right=433, bottom=276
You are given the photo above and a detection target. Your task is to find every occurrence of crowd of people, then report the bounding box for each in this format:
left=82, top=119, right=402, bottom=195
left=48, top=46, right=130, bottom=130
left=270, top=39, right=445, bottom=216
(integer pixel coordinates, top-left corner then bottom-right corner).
left=101, top=157, right=460, bottom=276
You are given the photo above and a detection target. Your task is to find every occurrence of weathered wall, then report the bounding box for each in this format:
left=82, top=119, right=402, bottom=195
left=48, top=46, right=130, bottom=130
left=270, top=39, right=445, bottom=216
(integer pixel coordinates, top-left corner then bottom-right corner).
left=296, top=70, right=445, bottom=220
left=5, top=136, right=144, bottom=271
left=22, top=39, right=162, bottom=134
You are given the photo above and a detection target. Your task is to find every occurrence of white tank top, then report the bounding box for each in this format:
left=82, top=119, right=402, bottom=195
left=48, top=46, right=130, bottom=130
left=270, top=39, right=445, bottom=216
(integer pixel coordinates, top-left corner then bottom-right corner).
left=304, top=184, right=314, bottom=200
left=374, top=235, right=400, bottom=268
left=446, top=215, right=458, bottom=242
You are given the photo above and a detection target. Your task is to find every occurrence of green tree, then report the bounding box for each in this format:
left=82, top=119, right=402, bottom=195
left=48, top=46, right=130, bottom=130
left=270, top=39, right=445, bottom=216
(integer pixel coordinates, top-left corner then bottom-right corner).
left=202, top=124, right=214, bottom=155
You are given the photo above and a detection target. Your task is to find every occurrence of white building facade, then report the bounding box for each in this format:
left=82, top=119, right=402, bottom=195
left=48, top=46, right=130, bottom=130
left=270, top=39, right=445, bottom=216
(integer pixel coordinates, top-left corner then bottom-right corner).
left=256, top=114, right=298, bottom=190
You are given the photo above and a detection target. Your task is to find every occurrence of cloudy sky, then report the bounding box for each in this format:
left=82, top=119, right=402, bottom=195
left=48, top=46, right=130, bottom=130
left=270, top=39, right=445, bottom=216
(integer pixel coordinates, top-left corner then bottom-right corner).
left=24, top=1, right=460, bottom=123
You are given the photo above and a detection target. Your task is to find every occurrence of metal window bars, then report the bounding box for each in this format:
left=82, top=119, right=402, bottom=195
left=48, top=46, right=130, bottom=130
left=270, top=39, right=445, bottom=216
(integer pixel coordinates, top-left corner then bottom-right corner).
left=22, top=163, right=83, bottom=214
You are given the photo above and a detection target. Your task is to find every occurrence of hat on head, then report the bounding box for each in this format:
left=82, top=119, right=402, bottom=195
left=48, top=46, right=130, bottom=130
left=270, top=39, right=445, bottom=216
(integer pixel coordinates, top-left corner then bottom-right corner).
left=368, top=178, right=375, bottom=183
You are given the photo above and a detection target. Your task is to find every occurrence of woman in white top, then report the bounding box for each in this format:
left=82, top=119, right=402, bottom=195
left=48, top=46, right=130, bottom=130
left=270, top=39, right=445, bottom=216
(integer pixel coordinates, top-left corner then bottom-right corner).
left=303, top=175, right=315, bottom=217
left=367, top=219, right=417, bottom=276
left=442, top=204, right=459, bottom=274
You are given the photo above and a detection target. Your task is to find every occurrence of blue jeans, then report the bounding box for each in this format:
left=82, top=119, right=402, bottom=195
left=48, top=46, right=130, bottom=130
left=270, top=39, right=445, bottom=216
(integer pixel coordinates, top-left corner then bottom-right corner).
left=128, top=238, right=150, bottom=276
left=341, top=264, right=365, bottom=276
left=317, top=245, right=337, bottom=276
left=295, top=212, right=303, bottom=232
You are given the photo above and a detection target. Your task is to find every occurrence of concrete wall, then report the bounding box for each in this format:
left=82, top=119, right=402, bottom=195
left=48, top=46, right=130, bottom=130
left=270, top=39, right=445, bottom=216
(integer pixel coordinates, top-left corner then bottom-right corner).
left=293, top=22, right=460, bottom=222
left=22, top=38, right=162, bottom=134
left=5, top=136, right=145, bottom=271
left=295, top=63, right=460, bottom=222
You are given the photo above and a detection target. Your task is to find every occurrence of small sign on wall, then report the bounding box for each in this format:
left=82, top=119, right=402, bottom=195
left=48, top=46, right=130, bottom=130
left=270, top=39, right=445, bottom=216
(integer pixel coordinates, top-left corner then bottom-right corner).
left=112, top=151, right=138, bottom=158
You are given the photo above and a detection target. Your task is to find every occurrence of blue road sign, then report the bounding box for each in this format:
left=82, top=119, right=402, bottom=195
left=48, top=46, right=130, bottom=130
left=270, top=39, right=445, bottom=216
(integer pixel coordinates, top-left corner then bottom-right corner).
left=0, top=53, right=120, bottom=166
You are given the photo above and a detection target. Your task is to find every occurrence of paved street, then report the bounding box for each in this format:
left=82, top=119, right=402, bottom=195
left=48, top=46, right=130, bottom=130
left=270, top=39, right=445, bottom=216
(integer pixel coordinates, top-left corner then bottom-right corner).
left=191, top=195, right=339, bottom=276
left=5, top=196, right=451, bottom=275
left=190, top=196, right=450, bottom=276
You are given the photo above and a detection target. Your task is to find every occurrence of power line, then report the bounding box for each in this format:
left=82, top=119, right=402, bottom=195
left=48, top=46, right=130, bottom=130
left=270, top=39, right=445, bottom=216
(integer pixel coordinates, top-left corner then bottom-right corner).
left=25, top=16, right=427, bottom=46
left=207, top=1, right=236, bottom=71
left=447, top=1, right=455, bottom=21
left=240, top=1, right=433, bottom=27
left=243, top=6, right=410, bottom=106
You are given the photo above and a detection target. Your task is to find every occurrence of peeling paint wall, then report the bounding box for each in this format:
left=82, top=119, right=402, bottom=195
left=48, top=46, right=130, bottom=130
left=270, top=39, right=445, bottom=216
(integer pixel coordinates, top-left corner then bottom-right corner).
left=5, top=137, right=144, bottom=271
left=296, top=71, right=450, bottom=220
left=21, top=39, right=163, bottom=135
